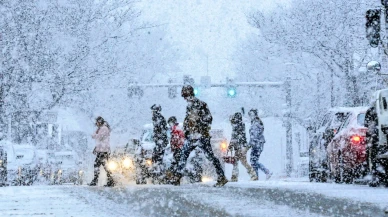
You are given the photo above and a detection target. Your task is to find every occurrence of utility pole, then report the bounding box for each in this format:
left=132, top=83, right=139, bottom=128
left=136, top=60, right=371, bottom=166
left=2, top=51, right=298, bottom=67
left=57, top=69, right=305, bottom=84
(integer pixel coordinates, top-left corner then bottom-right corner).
left=284, top=76, right=293, bottom=177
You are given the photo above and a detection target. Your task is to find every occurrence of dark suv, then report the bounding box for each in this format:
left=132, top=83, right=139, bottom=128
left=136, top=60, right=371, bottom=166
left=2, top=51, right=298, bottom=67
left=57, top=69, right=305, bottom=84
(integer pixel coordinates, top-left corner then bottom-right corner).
left=309, top=108, right=352, bottom=182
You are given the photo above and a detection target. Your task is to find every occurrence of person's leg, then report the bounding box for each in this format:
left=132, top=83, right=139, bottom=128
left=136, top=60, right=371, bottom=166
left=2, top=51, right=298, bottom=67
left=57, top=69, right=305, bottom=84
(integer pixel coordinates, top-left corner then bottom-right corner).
left=91, top=153, right=103, bottom=184
left=200, top=137, right=226, bottom=179
left=250, top=148, right=260, bottom=178
left=176, top=140, right=196, bottom=175
left=101, top=153, right=114, bottom=185
left=231, top=148, right=239, bottom=181
left=239, top=147, right=257, bottom=179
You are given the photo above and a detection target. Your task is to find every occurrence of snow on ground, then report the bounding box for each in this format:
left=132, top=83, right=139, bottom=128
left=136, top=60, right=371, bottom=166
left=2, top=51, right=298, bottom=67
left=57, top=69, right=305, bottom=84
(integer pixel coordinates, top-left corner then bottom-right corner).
left=226, top=178, right=388, bottom=210
left=0, top=185, right=115, bottom=217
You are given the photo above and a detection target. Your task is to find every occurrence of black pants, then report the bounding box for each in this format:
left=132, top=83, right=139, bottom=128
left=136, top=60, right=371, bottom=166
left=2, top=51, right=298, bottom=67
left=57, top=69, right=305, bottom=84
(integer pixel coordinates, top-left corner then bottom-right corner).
left=91, top=152, right=114, bottom=184
left=177, top=137, right=225, bottom=180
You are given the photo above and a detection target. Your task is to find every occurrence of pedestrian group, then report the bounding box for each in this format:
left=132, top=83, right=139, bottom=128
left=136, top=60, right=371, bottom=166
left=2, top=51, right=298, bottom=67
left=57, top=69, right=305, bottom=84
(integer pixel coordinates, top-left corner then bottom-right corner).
left=89, top=85, right=271, bottom=187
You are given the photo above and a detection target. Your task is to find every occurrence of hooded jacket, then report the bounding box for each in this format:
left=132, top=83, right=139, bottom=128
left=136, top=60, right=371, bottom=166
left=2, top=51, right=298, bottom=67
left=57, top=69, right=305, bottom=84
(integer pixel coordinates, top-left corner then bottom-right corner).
left=249, top=118, right=265, bottom=151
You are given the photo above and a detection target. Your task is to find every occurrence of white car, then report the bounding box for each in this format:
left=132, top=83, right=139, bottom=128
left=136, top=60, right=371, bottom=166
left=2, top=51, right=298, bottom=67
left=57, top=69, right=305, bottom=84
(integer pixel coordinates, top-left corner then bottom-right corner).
left=51, top=151, right=84, bottom=185
left=7, top=144, right=39, bottom=186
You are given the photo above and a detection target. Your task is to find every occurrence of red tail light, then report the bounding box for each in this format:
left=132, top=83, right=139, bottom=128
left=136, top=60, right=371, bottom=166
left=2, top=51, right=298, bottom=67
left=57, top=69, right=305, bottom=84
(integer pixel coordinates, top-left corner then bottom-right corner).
left=350, top=135, right=362, bottom=144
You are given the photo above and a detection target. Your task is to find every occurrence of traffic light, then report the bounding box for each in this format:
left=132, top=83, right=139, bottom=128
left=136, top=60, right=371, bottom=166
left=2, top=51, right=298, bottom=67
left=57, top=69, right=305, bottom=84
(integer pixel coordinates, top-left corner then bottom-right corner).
left=366, top=9, right=381, bottom=48
left=194, top=87, right=200, bottom=96
left=127, top=82, right=144, bottom=98
left=226, top=77, right=236, bottom=98
left=227, top=87, right=236, bottom=97
left=168, top=79, right=177, bottom=99
left=168, top=86, right=177, bottom=99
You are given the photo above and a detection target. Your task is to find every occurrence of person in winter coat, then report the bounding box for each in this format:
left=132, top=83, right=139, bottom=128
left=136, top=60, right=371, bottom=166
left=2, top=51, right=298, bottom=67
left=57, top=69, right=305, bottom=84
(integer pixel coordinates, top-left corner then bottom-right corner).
left=228, top=112, right=258, bottom=182
left=169, top=85, right=228, bottom=187
left=248, top=109, right=272, bottom=180
left=364, top=104, right=379, bottom=186
left=151, top=104, right=169, bottom=178
left=167, top=116, right=185, bottom=171
left=89, top=116, right=115, bottom=187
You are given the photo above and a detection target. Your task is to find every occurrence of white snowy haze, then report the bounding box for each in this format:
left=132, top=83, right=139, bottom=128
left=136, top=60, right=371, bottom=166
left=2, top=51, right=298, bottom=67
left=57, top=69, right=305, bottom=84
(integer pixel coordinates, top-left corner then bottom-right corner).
left=1, top=0, right=382, bottom=177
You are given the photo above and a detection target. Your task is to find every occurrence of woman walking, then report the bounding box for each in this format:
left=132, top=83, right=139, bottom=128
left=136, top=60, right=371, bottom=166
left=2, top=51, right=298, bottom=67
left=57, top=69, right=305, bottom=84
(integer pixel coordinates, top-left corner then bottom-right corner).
left=89, top=116, right=115, bottom=187
left=248, top=109, right=272, bottom=180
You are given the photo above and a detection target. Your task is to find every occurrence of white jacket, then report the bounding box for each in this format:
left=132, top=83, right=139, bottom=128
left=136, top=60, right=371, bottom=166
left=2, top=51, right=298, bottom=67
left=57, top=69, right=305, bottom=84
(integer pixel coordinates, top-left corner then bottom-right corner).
left=92, top=125, right=110, bottom=153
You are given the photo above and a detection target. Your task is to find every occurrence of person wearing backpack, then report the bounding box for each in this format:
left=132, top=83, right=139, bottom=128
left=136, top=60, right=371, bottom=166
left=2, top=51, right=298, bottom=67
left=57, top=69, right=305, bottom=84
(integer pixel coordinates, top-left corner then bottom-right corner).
left=248, top=109, right=272, bottom=180
left=168, top=85, right=228, bottom=187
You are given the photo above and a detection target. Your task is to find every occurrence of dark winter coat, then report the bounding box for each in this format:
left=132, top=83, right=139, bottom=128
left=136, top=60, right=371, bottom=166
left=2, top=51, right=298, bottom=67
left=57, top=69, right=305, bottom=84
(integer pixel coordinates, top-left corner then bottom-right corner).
left=229, top=120, right=247, bottom=150
left=183, top=97, right=213, bottom=139
left=249, top=118, right=265, bottom=151
left=152, top=112, right=169, bottom=148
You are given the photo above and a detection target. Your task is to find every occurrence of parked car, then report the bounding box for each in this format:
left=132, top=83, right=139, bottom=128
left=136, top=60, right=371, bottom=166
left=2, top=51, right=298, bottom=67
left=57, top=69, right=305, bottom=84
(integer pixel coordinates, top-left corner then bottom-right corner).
left=308, top=108, right=352, bottom=182
left=51, top=151, right=84, bottom=185
left=7, top=144, right=39, bottom=186
left=327, top=107, right=368, bottom=183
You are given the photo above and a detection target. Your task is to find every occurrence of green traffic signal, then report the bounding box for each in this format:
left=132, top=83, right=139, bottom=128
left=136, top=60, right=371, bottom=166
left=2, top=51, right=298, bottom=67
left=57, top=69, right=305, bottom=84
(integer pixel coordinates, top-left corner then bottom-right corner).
left=227, top=87, right=236, bottom=97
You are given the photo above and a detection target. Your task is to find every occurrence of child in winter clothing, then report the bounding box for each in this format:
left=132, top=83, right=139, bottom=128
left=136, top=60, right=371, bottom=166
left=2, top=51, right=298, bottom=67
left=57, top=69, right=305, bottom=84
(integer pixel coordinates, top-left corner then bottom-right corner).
left=168, top=116, right=185, bottom=170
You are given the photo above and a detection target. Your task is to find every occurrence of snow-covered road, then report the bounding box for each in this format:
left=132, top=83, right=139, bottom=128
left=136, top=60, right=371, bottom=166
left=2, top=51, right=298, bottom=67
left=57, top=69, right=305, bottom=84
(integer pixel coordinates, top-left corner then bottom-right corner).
left=1, top=184, right=321, bottom=217
left=1, top=181, right=387, bottom=217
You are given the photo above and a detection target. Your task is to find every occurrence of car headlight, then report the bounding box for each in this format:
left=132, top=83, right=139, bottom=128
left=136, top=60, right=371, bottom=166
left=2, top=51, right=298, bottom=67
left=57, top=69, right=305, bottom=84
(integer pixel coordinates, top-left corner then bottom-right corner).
left=220, top=141, right=227, bottom=151
left=146, top=159, right=152, bottom=166
left=78, top=170, right=84, bottom=176
left=108, top=161, right=118, bottom=171
left=123, top=158, right=132, bottom=169
left=58, top=169, right=62, bottom=174
left=201, top=176, right=213, bottom=182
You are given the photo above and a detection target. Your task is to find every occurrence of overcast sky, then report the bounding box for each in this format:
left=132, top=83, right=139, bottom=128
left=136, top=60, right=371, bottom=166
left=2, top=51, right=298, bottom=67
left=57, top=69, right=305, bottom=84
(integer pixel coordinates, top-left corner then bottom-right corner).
left=137, top=0, right=290, bottom=82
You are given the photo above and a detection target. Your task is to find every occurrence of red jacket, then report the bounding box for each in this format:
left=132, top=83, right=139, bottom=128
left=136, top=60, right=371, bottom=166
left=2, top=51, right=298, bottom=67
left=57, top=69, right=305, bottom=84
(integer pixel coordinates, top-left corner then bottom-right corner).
left=170, top=124, right=185, bottom=151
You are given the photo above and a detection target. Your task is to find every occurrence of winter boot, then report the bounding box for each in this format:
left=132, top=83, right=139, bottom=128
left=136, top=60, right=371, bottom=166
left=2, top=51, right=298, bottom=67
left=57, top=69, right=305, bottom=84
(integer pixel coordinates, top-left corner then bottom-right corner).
left=169, top=172, right=182, bottom=186
left=230, top=175, right=238, bottom=182
left=251, top=175, right=258, bottom=181
left=214, top=176, right=228, bottom=187
left=88, top=182, right=97, bottom=186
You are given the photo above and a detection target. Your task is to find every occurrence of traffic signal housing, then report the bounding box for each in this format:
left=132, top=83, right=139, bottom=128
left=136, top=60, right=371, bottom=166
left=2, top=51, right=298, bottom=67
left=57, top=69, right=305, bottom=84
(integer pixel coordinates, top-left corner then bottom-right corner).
left=366, top=9, right=381, bottom=48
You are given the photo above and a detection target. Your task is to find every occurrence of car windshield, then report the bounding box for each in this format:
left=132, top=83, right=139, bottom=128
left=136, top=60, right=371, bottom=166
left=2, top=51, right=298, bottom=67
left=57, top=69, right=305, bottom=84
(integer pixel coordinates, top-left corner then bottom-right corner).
left=56, top=155, right=75, bottom=165
left=357, top=113, right=366, bottom=126
left=141, top=130, right=154, bottom=142
left=330, top=112, right=349, bottom=129
left=14, top=148, right=35, bottom=164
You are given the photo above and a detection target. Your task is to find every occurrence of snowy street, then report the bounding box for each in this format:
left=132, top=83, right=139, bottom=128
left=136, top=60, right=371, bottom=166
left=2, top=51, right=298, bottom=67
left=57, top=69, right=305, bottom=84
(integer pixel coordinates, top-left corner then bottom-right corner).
left=2, top=180, right=387, bottom=217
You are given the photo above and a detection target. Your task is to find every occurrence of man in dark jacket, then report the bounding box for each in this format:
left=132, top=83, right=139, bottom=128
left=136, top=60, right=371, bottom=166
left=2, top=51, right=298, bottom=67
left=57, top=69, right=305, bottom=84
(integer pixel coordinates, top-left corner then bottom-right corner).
left=151, top=104, right=169, bottom=180
left=169, top=85, right=228, bottom=187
